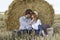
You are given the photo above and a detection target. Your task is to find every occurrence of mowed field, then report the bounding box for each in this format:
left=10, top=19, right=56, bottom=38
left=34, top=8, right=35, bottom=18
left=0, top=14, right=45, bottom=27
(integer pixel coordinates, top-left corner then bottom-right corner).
left=0, top=14, right=60, bottom=40
left=53, top=14, right=60, bottom=30
left=54, top=14, right=60, bottom=25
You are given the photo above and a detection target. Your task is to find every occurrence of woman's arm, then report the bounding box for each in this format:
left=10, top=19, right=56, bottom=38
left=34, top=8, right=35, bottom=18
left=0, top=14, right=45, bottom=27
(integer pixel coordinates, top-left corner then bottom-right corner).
left=36, top=19, right=42, bottom=26
left=29, top=20, right=33, bottom=25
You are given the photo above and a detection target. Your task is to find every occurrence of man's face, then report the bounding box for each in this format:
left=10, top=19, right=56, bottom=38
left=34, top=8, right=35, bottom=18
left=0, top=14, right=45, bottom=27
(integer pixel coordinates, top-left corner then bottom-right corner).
left=25, top=14, right=31, bottom=18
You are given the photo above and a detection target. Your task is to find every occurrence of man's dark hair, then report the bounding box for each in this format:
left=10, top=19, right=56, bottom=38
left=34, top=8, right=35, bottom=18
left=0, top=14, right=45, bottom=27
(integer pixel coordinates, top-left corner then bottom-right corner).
left=25, top=9, right=33, bottom=15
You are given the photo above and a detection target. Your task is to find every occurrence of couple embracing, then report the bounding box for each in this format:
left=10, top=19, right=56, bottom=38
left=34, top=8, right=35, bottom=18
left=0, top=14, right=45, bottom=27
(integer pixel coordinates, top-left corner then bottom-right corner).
left=17, top=9, right=45, bottom=36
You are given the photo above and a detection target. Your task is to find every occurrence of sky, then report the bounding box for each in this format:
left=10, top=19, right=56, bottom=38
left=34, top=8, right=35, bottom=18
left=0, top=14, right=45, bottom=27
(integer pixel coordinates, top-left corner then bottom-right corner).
left=0, top=0, right=60, bottom=14
left=45, top=0, right=60, bottom=14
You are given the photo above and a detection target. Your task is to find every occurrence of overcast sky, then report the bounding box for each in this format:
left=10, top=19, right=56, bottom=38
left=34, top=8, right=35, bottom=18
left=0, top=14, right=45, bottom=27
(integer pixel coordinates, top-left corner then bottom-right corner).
left=0, top=0, right=60, bottom=14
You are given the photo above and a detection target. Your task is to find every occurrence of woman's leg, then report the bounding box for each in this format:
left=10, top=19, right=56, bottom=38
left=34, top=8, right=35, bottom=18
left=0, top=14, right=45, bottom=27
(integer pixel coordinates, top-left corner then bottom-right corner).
left=36, top=25, right=44, bottom=36
left=35, top=30, right=40, bottom=35
left=39, top=25, right=48, bottom=36
left=43, top=28, right=48, bottom=35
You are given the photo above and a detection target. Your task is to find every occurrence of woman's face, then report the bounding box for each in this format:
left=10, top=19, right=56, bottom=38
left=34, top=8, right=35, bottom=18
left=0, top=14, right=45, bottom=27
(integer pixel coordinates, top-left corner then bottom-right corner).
left=31, top=14, right=35, bottom=19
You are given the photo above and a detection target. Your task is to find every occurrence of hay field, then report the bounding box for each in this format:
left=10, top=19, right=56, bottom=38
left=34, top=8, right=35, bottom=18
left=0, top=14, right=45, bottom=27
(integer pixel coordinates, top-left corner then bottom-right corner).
left=0, top=14, right=60, bottom=40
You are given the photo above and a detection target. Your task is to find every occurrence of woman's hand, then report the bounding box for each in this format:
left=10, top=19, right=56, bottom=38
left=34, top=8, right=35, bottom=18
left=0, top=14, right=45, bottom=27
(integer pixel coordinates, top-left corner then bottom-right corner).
left=29, top=20, right=33, bottom=25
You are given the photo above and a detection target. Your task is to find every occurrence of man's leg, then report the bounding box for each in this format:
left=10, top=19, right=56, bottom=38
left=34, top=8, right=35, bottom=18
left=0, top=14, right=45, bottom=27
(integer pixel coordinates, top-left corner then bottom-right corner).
left=27, top=28, right=33, bottom=35
left=17, top=30, right=24, bottom=36
left=23, top=29, right=28, bottom=34
left=28, top=30, right=32, bottom=35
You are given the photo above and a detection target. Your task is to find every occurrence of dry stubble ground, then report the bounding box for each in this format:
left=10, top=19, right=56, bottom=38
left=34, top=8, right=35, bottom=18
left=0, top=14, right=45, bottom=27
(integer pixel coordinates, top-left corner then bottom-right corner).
left=0, top=14, right=60, bottom=40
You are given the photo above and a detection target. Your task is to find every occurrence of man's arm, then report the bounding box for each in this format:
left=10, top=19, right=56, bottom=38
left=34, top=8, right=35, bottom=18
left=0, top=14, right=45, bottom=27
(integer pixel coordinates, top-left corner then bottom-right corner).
left=19, top=17, right=29, bottom=29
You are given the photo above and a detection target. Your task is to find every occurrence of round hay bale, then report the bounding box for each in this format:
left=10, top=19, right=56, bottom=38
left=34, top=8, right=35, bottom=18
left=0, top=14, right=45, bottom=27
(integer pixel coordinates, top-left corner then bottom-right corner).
left=6, top=0, right=54, bottom=30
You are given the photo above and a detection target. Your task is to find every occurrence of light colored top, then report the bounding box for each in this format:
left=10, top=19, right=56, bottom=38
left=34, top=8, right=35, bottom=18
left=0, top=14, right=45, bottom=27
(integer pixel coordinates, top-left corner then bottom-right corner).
left=19, top=16, right=32, bottom=30
left=32, top=19, right=42, bottom=30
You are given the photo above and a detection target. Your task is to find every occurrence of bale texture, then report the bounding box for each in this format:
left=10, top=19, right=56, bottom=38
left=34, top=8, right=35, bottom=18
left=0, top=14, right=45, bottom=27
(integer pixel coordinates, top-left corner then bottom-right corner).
left=6, top=0, right=54, bottom=30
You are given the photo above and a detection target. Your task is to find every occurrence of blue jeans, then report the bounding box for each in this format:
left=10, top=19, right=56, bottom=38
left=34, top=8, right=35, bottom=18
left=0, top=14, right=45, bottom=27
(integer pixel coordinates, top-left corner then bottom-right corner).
left=17, top=29, right=32, bottom=36
left=35, top=25, right=43, bottom=35
left=17, top=29, right=27, bottom=36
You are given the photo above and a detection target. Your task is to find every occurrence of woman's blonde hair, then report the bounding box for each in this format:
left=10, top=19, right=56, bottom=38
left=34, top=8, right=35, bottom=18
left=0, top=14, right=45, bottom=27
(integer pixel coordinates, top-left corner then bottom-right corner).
left=34, top=11, right=38, bottom=16
left=31, top=12, right=38, bottom=21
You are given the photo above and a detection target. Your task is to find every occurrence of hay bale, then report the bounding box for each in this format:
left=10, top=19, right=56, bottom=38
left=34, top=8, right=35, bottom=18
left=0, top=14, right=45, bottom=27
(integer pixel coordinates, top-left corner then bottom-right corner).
left=6, top=0, right=54, bottom=30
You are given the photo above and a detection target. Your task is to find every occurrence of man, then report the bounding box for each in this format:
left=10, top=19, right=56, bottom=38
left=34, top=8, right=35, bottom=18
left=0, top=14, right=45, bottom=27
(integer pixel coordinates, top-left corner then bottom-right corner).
left=17, top=9, right=33, bottom=35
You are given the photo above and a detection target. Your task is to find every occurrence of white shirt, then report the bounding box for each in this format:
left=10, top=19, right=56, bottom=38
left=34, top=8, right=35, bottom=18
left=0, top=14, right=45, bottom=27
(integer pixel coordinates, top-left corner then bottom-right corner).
left=32, top=19, right=42, bottom=30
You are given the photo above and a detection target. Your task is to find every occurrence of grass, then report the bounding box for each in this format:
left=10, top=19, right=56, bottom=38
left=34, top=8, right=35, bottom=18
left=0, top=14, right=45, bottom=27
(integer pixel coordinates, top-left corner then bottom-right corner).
left=0, top=14, right=60, bottom=40
left=0, top=31, right=60, bottom=40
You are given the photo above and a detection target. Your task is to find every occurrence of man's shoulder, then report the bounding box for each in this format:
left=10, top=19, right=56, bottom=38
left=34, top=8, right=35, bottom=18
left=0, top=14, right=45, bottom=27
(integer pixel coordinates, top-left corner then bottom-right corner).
left=19, top=16, right=25, bottom=19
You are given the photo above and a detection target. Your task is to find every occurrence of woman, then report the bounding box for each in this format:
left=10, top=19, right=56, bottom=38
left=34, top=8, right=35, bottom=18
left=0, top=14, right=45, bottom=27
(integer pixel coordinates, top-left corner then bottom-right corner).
left=30, top=11, right=45, bottom=36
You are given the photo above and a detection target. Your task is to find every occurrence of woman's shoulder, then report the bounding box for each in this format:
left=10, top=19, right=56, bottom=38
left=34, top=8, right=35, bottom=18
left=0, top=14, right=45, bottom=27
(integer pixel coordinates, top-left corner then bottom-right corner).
left=37, top=19, right=41, bottom=22
left=37, top=19, right=42, bottom=25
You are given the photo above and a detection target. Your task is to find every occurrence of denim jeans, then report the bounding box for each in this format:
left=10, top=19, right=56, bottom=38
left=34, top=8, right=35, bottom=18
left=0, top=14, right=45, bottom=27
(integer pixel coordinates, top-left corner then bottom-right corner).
left=17, top=29, right=32, bottom=36
left=35, top=25, right=43, bottom=35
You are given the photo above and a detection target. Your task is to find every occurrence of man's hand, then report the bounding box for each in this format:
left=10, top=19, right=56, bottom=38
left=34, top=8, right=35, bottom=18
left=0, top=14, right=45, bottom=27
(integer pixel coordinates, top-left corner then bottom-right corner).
left=29, top=21, right=32, bottom=25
